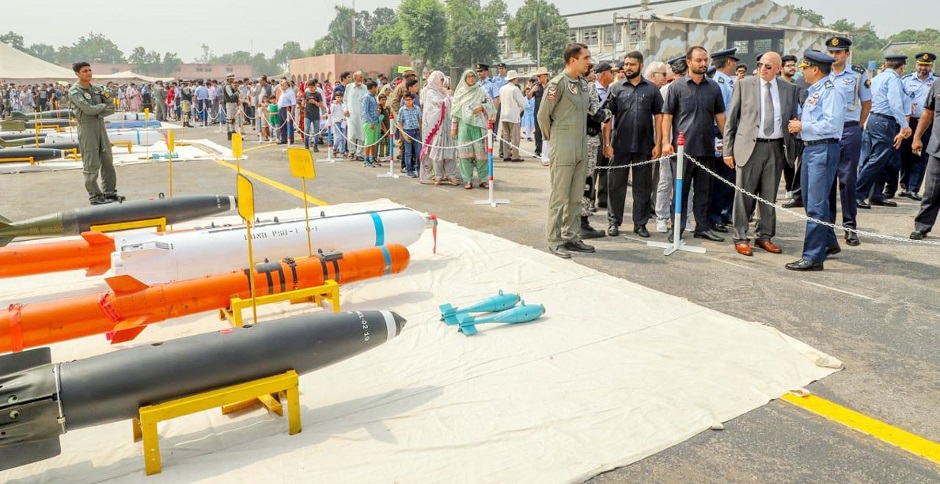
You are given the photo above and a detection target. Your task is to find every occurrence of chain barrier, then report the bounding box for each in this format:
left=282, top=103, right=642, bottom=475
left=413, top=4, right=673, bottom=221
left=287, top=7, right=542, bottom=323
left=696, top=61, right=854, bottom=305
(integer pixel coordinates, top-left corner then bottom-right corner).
left=683, top=153, right=940, bottom=247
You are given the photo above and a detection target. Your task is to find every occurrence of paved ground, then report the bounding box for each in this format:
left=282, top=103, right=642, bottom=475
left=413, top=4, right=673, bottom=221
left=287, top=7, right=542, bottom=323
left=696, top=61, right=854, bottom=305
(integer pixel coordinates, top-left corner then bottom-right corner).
left=2, top=125, right=938, bottom=482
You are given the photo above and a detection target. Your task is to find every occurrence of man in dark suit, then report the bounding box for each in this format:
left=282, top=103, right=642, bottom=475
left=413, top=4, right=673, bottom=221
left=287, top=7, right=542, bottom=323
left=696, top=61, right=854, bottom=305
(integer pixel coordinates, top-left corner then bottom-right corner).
left=722, top=52, right=800, bottom=256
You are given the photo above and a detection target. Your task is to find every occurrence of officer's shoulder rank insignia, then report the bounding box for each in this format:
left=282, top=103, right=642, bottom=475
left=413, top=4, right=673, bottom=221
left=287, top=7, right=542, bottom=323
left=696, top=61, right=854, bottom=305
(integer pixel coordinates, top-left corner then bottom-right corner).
left=852, top=64, right=865, bottom=74
left=546, top=84, right=558, bottom=101
left=69, top=89, right=78, bottom=96
left=824, top=80, right=834, bottom=89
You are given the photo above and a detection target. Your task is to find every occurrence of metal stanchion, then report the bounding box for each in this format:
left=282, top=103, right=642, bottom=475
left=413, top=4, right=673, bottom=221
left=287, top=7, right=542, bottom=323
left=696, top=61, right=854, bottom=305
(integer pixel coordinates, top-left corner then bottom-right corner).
left=647, top=132, right=705, bottom=255
left=475, top=120, right=510, bottom=207
left=377, top=112, right=399, bottom=178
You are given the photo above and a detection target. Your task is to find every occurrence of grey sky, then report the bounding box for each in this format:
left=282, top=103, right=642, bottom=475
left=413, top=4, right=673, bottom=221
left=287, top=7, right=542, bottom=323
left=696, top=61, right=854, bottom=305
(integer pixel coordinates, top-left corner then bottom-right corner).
left=9, top=0, right=933, bottom=62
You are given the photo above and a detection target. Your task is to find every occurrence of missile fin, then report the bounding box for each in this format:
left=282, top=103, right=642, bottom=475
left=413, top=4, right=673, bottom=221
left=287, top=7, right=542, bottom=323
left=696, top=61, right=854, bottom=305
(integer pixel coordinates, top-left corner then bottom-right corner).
left=80, top=231, right=114, bottom=246
left=458, top=323, right=478, bottom=336
left=0, top=215, right=12, bottom=247
left=105, top=274, right=149, bottom=295
left=0, top=236, right=12, bottom=247
left=109, top=321, right=148, bottom=343
left=85, top=263, right=111, bottom=277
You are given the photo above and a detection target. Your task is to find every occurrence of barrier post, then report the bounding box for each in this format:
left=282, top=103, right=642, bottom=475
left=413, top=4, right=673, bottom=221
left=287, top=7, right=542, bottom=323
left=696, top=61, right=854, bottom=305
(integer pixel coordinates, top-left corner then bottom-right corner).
left=475, top=120, right=510, bottom=207
left=646, top=132, right=705, bottom=255
left=166, top=130, right=175, bottom=197
left=322, top=121, right=336, bottom=162
left=377, top=112, right=399, bottom=178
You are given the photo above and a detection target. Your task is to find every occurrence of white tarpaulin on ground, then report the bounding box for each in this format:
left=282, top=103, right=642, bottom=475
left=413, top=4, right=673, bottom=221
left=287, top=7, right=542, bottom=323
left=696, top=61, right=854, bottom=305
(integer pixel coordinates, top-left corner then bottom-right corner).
left=96, top=70, right=174, bottom=83
left=0, top=41, right=75, bottom=82
left=0, top=200, right=841, bottom=483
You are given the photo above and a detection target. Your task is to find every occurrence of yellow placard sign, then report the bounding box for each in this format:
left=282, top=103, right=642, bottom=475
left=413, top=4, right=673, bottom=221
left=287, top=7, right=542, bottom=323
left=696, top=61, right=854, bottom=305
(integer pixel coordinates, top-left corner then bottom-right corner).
left=287, top=147, right=316, bottom=180
left=236, top=174, right=255, bottom=225
left=167, top=130, right=175, bottom=153
left=232, top=133, right=243, bottom=160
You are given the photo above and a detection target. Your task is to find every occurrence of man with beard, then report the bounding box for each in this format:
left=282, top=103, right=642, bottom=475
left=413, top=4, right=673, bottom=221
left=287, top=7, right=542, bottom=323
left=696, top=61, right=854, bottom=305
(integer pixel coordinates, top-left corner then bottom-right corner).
left=343, top=72, right=368, bottom=160
left=661, top=46, right=727, bottom=243
left=899, top=53, right=938, bottom=200
left=604, top=51, right=663, bottom=238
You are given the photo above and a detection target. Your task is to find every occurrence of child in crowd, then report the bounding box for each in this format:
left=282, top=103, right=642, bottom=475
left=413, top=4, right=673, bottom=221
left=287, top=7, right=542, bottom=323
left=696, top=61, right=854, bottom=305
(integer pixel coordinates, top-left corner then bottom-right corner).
left=329, top=93, right=347, bottom=157
left=360, top=80, right=380, bottom=167
left=267, top=96, right=280, bottom=143
left=377, top=94, right=390, bottom=161
left=259, top=96, right=271, bottom=141
left=397, top=92, right=421, bottom=178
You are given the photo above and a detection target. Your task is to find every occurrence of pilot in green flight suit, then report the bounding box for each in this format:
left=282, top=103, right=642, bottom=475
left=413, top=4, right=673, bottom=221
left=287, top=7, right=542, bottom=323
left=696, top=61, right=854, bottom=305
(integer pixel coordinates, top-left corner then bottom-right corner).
left=69, top=61, right=123, bottom=205
left=537, top=43, right=594, bottom=259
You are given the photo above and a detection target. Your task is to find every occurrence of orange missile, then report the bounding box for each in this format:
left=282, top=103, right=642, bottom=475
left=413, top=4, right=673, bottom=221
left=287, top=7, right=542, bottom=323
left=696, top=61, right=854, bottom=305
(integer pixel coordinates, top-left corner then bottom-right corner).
left=0, top=244, right=410, bottom=353
left=0, top=232, right=115, bottom=278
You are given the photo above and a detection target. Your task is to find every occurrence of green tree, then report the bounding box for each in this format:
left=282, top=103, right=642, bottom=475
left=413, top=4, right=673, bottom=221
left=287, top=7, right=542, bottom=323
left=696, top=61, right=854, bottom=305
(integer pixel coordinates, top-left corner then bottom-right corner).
left=829, top=19, right=882, bottom=51
left=26, top=43, right=57, bottom=63
left=0, top=31, right=24, bottom=49
left=506, top=0, right=569, bottom=71
left=888, top=28, right=940, bottom=44
left=210, top=50, right=254, bottom=64
left=274, top=41, right=305, bottom=69
left=371, top=24, right=404, bottom=55
left=398, top=0, right=448, bottom=75
left=787, top=5, right=824, bottom=26
left=445, top=0, right=503, bottom=68
left=129, top=46, right=148, bottom=70
left=160, top=52, right=182, bottom=76
left=60, top=32, right=125, bottom=63
left=250, top=53, right=282, bottom=77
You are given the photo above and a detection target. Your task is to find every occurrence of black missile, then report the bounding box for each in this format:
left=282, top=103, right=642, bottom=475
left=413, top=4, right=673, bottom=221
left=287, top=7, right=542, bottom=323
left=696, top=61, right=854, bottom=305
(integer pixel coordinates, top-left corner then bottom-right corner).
left=0, top=194, right=237, bottom=246
left=0, top=148, right=66, bottom=162
left=0, top=133, right=48, bottom=142
left=24, top=119, right=72, bottom=129
left=0, top=310, right=407, bottom=471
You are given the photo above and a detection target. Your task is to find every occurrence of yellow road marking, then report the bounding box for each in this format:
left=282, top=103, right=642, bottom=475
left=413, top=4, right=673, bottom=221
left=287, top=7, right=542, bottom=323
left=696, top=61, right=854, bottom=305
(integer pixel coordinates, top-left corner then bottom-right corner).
left=783, top=393, right=940, bottom=464
left=243, top=143, right=276, bottom=153
left=213, top=158, right=328, bottom=206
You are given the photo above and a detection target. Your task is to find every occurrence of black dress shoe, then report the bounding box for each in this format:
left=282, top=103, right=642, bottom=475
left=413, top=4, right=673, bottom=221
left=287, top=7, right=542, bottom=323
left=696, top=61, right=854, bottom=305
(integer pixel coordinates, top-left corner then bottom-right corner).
left=633, top=225, right=650, bottom=238
left=782, top=199, right=803, bottom=208
left=564, top=240, right=596, bottom=253
left=870, top=198, right=897, bottom=207
left=104, top=193, right=126, bottom=203
left=898, top=190, right=912, bottom=198
left=785, top=258, right=824, bottom=271
left=826, top=244, right=842, bottom=256
left=89, top=195, right=113, bottom=205
left=845, top=231, right=860, bottom=246
left=711, top=224, right=729, bottom=233
left=856, top=199, right=871, bottom=209
left=693, top=230, right=725, bottom=242
left=607, top=225, right=620, bottom=237
left=910, top=193, right=923, bottom=201
left=550, top=246, right=572, bottom=259
left=883, top=191, right=896, bottom=200
left=910, top=230, right=927, bottom=240
left=581, top=226, right=606, bottom=239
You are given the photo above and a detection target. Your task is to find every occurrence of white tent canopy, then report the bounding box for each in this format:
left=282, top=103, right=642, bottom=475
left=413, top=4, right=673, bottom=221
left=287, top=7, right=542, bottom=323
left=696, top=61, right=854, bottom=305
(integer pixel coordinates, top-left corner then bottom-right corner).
left=0, top=41, right=75, bottom=82
left=96, top=70, right=174, bottom=83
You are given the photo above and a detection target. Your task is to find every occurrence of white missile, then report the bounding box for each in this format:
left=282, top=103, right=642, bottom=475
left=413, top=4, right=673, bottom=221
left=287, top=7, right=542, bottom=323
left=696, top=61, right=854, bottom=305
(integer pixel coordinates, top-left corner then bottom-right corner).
left=111, top=207, right=433, bottom=284
left=44, top=130, right=163, bottom=146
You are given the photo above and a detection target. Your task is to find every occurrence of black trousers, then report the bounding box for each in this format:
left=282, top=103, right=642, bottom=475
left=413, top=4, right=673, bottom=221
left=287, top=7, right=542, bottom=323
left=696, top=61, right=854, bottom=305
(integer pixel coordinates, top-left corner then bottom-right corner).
left=607, top=152, right=653, bottom=227
left=534, top=121, right=543, bottom=156
left=595, top=145, right=611, bottom=208
left=671, top=155, right=714, bottom=234
left=914, top=154, right=940, bottom=233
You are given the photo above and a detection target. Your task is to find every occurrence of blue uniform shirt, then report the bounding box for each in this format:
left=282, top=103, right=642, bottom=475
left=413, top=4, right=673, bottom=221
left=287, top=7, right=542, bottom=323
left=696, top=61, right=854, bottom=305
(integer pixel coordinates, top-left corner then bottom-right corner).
left=801, top=78, right=846, bottom=141
left=492, top=75, right=508, bottom=93
left=479, top=77, right=500, bottom=100
left=870, top=69, right=909, bottom=129
left=828, top=65, right=871, bottom=123
left=713, top=70, right=734, bottom=108
left=903, top=72, right=937, bottom=119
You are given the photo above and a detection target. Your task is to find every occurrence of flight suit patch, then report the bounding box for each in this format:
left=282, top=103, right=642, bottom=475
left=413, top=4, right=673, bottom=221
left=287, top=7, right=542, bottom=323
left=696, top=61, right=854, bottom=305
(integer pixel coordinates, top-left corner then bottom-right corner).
left=83, top=92, right=91, bottom=100
left=865, top=80, right=871, bottom=88
left=567, top=83, right=578, bottom=95
left=546, top=85, right=558, bottom=101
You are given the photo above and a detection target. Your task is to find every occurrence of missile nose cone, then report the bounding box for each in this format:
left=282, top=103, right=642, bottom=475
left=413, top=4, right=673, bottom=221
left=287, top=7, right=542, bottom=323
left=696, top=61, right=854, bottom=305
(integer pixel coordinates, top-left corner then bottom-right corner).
left=380, top=310, right=407, bottom=340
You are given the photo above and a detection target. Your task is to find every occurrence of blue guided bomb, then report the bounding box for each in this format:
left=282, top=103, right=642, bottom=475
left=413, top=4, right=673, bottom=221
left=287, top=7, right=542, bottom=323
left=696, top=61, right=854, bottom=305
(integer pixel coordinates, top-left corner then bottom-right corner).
left=439, top=290, right=522, bottom=325
left=457, top=301, right=546, bottom=335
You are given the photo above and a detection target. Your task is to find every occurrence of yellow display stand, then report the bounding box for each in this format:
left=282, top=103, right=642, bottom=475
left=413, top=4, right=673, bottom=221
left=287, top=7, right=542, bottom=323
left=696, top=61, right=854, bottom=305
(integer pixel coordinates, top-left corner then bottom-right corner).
left=112, top=140, right=133, bottom=153
left=0, top=156, right=35, bottom=165
left=132, top=370, right=302, bottom=476
left=91, top=216, right=167, bottom=233
left=220, top=279, right=341, bottom=327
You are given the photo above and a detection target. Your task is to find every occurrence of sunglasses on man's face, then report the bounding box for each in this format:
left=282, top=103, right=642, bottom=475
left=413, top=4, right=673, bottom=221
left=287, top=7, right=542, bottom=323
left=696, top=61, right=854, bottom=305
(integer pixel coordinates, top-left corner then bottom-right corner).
left=756, top=63, right=774, bottom=70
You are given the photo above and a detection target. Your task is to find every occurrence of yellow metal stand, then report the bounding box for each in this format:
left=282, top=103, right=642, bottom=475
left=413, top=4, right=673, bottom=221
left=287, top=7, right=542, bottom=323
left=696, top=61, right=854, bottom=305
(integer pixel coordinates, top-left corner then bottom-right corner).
left=91, top=216, right=167, bottom=233
left=0, top=156, right=35, bottom=165
left=132, top=370, right=302, bottom=476
left=112, top=140, right=133, bottom=153
left=220, top=279, right=341, bottom=327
